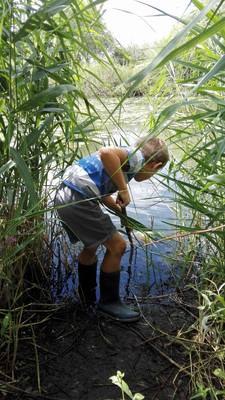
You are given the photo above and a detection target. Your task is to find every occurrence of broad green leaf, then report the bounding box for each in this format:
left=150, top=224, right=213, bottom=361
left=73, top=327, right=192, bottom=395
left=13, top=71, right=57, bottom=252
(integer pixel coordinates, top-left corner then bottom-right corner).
left=153, top=99, right=210, bottom=134
left=133, top=394, right=145, bottom=400
left=213, top=368, right=225, bottom=380
left=156, top=16, right=225, bottom=69
left=216, top=295, right=225, bottom=307
left=23, top=116, right=54, bottom=148
left=206, top=174, right=225, bottom=185
left=16, top=84, right=76, bottom=111
left=174, top=59, right=207, bottom=73
left=10, top=148, right=38, bottom=206
left=193, top=55, right=225, bottom=92
left=14, top=0, right=107, bottom=42
left=31, top=62, right=68, bottom=81
left=1, top=313, right=12, bottom=336
left=39, top=107, right=65, bottom=113
left=0, top=160, right=15, bottom=176
left=110, top=372, right=133, bottom=399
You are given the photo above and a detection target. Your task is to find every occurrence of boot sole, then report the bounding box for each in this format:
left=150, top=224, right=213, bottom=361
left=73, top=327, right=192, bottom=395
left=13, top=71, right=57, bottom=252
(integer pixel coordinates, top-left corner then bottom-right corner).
left=97, top=308, right=140, bottom=323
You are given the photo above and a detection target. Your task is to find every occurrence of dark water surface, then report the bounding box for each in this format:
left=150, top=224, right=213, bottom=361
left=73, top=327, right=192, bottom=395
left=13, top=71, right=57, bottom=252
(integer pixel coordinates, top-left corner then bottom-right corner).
left=51, top=228, right=183, bottom=303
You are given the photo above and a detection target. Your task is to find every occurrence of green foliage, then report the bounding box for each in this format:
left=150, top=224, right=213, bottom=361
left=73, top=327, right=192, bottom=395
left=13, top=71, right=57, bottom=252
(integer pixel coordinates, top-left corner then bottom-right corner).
left=83, top=61, right=151, bottom=97
left=0, top=0, right=115, bottom=378
left=124, top=1, right=225, bottom=396
left=1, top=0, right=225, bottom=397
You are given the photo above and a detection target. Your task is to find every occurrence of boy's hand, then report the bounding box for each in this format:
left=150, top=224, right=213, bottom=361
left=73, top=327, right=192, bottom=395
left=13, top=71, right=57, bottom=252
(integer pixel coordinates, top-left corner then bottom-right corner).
left=101, top=195, right=122, bottom=213
left=116, top=189, right=131, bottom=208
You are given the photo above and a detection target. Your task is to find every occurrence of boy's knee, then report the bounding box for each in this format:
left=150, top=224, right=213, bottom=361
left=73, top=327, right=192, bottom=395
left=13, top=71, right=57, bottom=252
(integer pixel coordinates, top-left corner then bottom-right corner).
left=83, top=246, right=97, bottom=257
left=104, top=234, right=126, bottom=256
left=79, top=246, right=98, bottom=264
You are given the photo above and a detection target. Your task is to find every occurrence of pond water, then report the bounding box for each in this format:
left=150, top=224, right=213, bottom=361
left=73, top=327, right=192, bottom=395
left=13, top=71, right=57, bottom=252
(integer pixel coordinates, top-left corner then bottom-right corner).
left=51, top=97, right=187, bottom=303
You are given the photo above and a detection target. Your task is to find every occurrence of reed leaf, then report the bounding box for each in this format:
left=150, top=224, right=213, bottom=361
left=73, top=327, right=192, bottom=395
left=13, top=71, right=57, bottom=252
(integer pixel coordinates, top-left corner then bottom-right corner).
left=16, top=84, right=76, bottom=111
left=13, top=0, right=74, bottom=42
left=0, top=160, right=15, bottom=175
left=193, top=54, right=225, bottom=92
left=10, top=148, right=38, bottom=206
left=206, top=173, right=225, bottom=185
left=128, top=0, right=220, bottom=85
left=191, top=0, right=225, bottom=39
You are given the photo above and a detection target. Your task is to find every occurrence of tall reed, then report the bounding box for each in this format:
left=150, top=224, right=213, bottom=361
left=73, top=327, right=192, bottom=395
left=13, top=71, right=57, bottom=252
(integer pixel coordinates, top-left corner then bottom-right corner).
left=0, top=0, right=114, bottom=381
left=126, top=0, right=225, bottom=396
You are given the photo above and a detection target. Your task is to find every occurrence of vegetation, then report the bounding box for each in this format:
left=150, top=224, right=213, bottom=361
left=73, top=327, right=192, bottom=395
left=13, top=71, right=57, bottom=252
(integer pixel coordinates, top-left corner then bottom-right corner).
left=0, top=0, right=225, bottom=398
left=0, top=0, right=113, bottom=387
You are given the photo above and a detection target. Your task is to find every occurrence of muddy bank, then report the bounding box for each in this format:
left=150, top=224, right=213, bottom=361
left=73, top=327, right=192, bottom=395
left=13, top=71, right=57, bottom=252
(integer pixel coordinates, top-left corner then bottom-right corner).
left=3, top=232, right=199, bottom=400
left=6, top=287, right=197, bottom=400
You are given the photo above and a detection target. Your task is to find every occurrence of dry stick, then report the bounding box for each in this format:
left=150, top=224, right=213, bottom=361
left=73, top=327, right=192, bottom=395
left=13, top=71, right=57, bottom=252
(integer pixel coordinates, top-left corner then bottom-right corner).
left=98, top=319, right=114, bottom=347
left=145, top=224, right=225, bottom=246
left=0, top=370, right=15, bottom=381
left=0, top=380, right=59, bottom=400
left=31, top=325, right=41, bottom=394
left=134, top=333, right=165, bottom=347
left=115, top=205, right=224, bottom=247
left=135, top=299, right=224, bottom=351
left=11, top=306, right=24, bottom=380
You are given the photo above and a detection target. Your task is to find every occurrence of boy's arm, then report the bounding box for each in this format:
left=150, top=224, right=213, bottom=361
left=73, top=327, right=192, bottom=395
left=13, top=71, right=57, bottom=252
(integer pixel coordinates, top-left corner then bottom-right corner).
left=99, top=147, right=130, bottom=207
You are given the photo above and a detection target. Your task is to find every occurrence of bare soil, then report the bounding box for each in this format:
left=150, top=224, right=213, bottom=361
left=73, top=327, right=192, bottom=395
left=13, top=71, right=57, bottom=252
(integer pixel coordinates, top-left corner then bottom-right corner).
left=6, top=288, right=197, bottom=400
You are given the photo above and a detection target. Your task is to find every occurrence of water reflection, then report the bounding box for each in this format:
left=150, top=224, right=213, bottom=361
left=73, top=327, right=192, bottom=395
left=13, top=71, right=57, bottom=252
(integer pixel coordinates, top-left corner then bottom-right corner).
left=51, top=231, right=181, bottom=303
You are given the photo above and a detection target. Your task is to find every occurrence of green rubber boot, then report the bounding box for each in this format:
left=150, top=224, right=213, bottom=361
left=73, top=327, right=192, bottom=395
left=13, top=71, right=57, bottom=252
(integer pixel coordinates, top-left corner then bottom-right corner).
left=78, top=261, right=97, bottom=308
left=98, top=270, right=140, bottom=322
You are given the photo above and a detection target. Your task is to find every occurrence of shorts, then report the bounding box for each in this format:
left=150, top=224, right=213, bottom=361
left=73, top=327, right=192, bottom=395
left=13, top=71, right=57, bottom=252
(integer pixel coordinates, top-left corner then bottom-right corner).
left=54, top=183, right=117, bottom=248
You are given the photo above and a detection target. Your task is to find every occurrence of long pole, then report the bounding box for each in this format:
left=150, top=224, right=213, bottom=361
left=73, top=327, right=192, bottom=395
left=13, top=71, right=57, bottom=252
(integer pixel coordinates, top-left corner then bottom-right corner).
left=121, top=207, right=134, bottom=248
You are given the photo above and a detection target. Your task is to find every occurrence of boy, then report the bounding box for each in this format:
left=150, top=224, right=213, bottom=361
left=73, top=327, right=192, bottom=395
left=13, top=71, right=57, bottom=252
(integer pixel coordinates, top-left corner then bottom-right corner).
left=55, top=137, right=169, bottom=322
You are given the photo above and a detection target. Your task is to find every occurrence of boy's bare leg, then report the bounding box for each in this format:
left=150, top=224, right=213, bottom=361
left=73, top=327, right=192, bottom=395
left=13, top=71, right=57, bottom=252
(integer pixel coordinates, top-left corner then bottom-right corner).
left=78, top=231, right=125, bottom=270
left=102, top=232, right=126, bottom=272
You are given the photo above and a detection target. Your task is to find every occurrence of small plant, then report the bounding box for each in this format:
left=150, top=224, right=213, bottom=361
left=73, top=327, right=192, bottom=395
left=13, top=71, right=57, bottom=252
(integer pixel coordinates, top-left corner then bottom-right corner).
left=198, top=281, right=225, bottom=345
left=109, top=371, right=144, bottom=400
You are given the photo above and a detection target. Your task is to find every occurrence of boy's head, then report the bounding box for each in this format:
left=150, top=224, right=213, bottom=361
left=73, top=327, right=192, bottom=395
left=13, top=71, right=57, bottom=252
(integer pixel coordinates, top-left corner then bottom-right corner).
left=134, top=136, right=169, bottom=182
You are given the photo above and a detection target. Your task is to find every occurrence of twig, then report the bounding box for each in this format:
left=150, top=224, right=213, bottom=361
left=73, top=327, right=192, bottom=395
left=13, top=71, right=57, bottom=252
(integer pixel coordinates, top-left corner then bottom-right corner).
left=31, top=326, right=41, bottom=394
left=144, top=224, right=225, bottom=246
left=134, top=333, right=165, bottom=347
left=0, top=380, right=58, bottom=399
left=98, top=319, right=114, bottom=347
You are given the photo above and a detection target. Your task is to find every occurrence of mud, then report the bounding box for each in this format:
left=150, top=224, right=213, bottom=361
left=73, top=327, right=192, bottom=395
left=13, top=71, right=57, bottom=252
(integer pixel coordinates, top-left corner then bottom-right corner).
left=6, top=287, right=197, bottom=400
left=5, top=235, right=198, bottom=400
